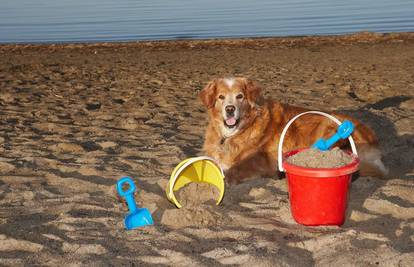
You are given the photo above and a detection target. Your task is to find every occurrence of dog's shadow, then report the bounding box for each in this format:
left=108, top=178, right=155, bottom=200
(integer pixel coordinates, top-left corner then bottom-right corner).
left=339, top=95, right=413, bottom=179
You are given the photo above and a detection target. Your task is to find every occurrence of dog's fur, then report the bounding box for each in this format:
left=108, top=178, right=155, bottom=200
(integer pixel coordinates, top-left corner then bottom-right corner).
left=200, top=77, right=388, bottom=184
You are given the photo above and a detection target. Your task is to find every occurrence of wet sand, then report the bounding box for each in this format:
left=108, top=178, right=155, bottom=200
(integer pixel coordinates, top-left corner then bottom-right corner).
left=1, top=32, right=414, bottom=266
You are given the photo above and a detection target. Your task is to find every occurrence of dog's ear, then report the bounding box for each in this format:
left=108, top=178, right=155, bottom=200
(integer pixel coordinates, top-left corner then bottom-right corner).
left=199, top=79, right=218, bottom=109
left=243, top=78, right=264, bottom=107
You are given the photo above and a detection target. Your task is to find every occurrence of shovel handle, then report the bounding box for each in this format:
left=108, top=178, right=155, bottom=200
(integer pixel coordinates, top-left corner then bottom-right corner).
left=117, top=177, right=138, bottom=213
left=312, top=120, right=354, bottom=150
left=117, top=177, right=136, bottom=197
left=337, top=120, right=354, bottom=138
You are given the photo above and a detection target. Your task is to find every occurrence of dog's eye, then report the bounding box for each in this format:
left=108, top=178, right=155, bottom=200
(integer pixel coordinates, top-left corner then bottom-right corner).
left=236, top=94, right=244, bottom=99
left=218, top=95, right=225, bottom=100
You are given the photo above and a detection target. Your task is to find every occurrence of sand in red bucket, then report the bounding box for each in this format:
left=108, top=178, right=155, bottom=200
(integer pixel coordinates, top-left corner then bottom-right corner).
left=282, top=148, right=360, bottom=226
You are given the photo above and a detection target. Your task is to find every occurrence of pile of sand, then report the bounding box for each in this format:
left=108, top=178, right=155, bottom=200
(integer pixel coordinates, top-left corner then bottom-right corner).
left=160, top=183, right=226, bottom=228
left=286, top=147, right=354, bottom=168
left=176, top=182, right=219, bottom=207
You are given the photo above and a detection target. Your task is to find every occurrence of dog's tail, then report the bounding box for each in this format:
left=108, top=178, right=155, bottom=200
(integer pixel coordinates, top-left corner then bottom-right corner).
left=357, top=144, right=389, bottom=178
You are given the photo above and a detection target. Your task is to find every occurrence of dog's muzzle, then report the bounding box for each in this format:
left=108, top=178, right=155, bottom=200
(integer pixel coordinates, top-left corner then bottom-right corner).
left=223, top=105, right=239, bottom=128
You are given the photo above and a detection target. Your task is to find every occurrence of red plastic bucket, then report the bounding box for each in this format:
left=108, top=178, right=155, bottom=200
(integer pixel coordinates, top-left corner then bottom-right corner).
left=277, top=111, right=360, bottom=226
left=283, top=149, right=359, bottom=226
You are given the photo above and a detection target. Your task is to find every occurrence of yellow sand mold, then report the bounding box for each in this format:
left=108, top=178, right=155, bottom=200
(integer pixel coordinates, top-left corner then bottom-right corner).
left=166, top=156, right=225, bottom=208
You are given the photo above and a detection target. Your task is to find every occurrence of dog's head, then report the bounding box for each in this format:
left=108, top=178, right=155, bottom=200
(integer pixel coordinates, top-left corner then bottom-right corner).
left=199, top=77, right=263, bottom=138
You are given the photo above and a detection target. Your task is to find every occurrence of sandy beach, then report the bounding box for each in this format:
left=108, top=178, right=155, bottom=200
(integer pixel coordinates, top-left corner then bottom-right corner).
left=1, top=32, right=414, bottom=266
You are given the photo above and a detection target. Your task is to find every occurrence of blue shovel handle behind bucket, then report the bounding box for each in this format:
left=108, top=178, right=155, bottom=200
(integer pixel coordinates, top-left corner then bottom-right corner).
left=312, top=120, right=354, bottom=151
left=116, top=177, right=153, bottom=230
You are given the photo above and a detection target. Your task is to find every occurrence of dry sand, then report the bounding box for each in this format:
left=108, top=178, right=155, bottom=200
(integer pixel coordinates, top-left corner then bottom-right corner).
left=1, top=32, right=414, bottom=266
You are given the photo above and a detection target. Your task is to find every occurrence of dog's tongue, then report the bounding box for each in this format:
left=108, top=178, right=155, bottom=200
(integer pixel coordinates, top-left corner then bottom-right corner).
left=226, top=117, right=237, bottom=126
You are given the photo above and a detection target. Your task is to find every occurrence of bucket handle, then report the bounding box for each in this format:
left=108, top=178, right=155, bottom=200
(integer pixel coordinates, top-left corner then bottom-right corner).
left=277, top=111, right=358, bottom=172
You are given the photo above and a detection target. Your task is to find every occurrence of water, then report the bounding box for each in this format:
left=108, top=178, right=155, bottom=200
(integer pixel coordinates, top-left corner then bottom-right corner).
left=1, top=0, right=414, bottom=44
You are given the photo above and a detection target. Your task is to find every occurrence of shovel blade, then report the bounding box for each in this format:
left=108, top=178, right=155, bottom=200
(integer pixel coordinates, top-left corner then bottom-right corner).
left=124, top=208, right=154, bottom=230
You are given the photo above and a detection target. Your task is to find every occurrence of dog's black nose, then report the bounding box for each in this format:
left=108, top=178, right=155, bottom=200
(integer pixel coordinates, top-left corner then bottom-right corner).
left=225, top=105, right=235, bottom=115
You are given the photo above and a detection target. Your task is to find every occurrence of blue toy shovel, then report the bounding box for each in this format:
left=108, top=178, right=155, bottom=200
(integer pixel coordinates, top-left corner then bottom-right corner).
left=117, top=177, right=153, bottom=230
left=312, top=120, right=354, bottom=151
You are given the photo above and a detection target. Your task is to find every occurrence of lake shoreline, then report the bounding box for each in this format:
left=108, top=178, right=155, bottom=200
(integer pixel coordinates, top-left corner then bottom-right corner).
left=1, top=31, right=414, bottom=50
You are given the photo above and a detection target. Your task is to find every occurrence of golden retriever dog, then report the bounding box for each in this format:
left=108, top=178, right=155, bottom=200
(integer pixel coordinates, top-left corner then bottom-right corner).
left=199, top=77, right=388, bottom=184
